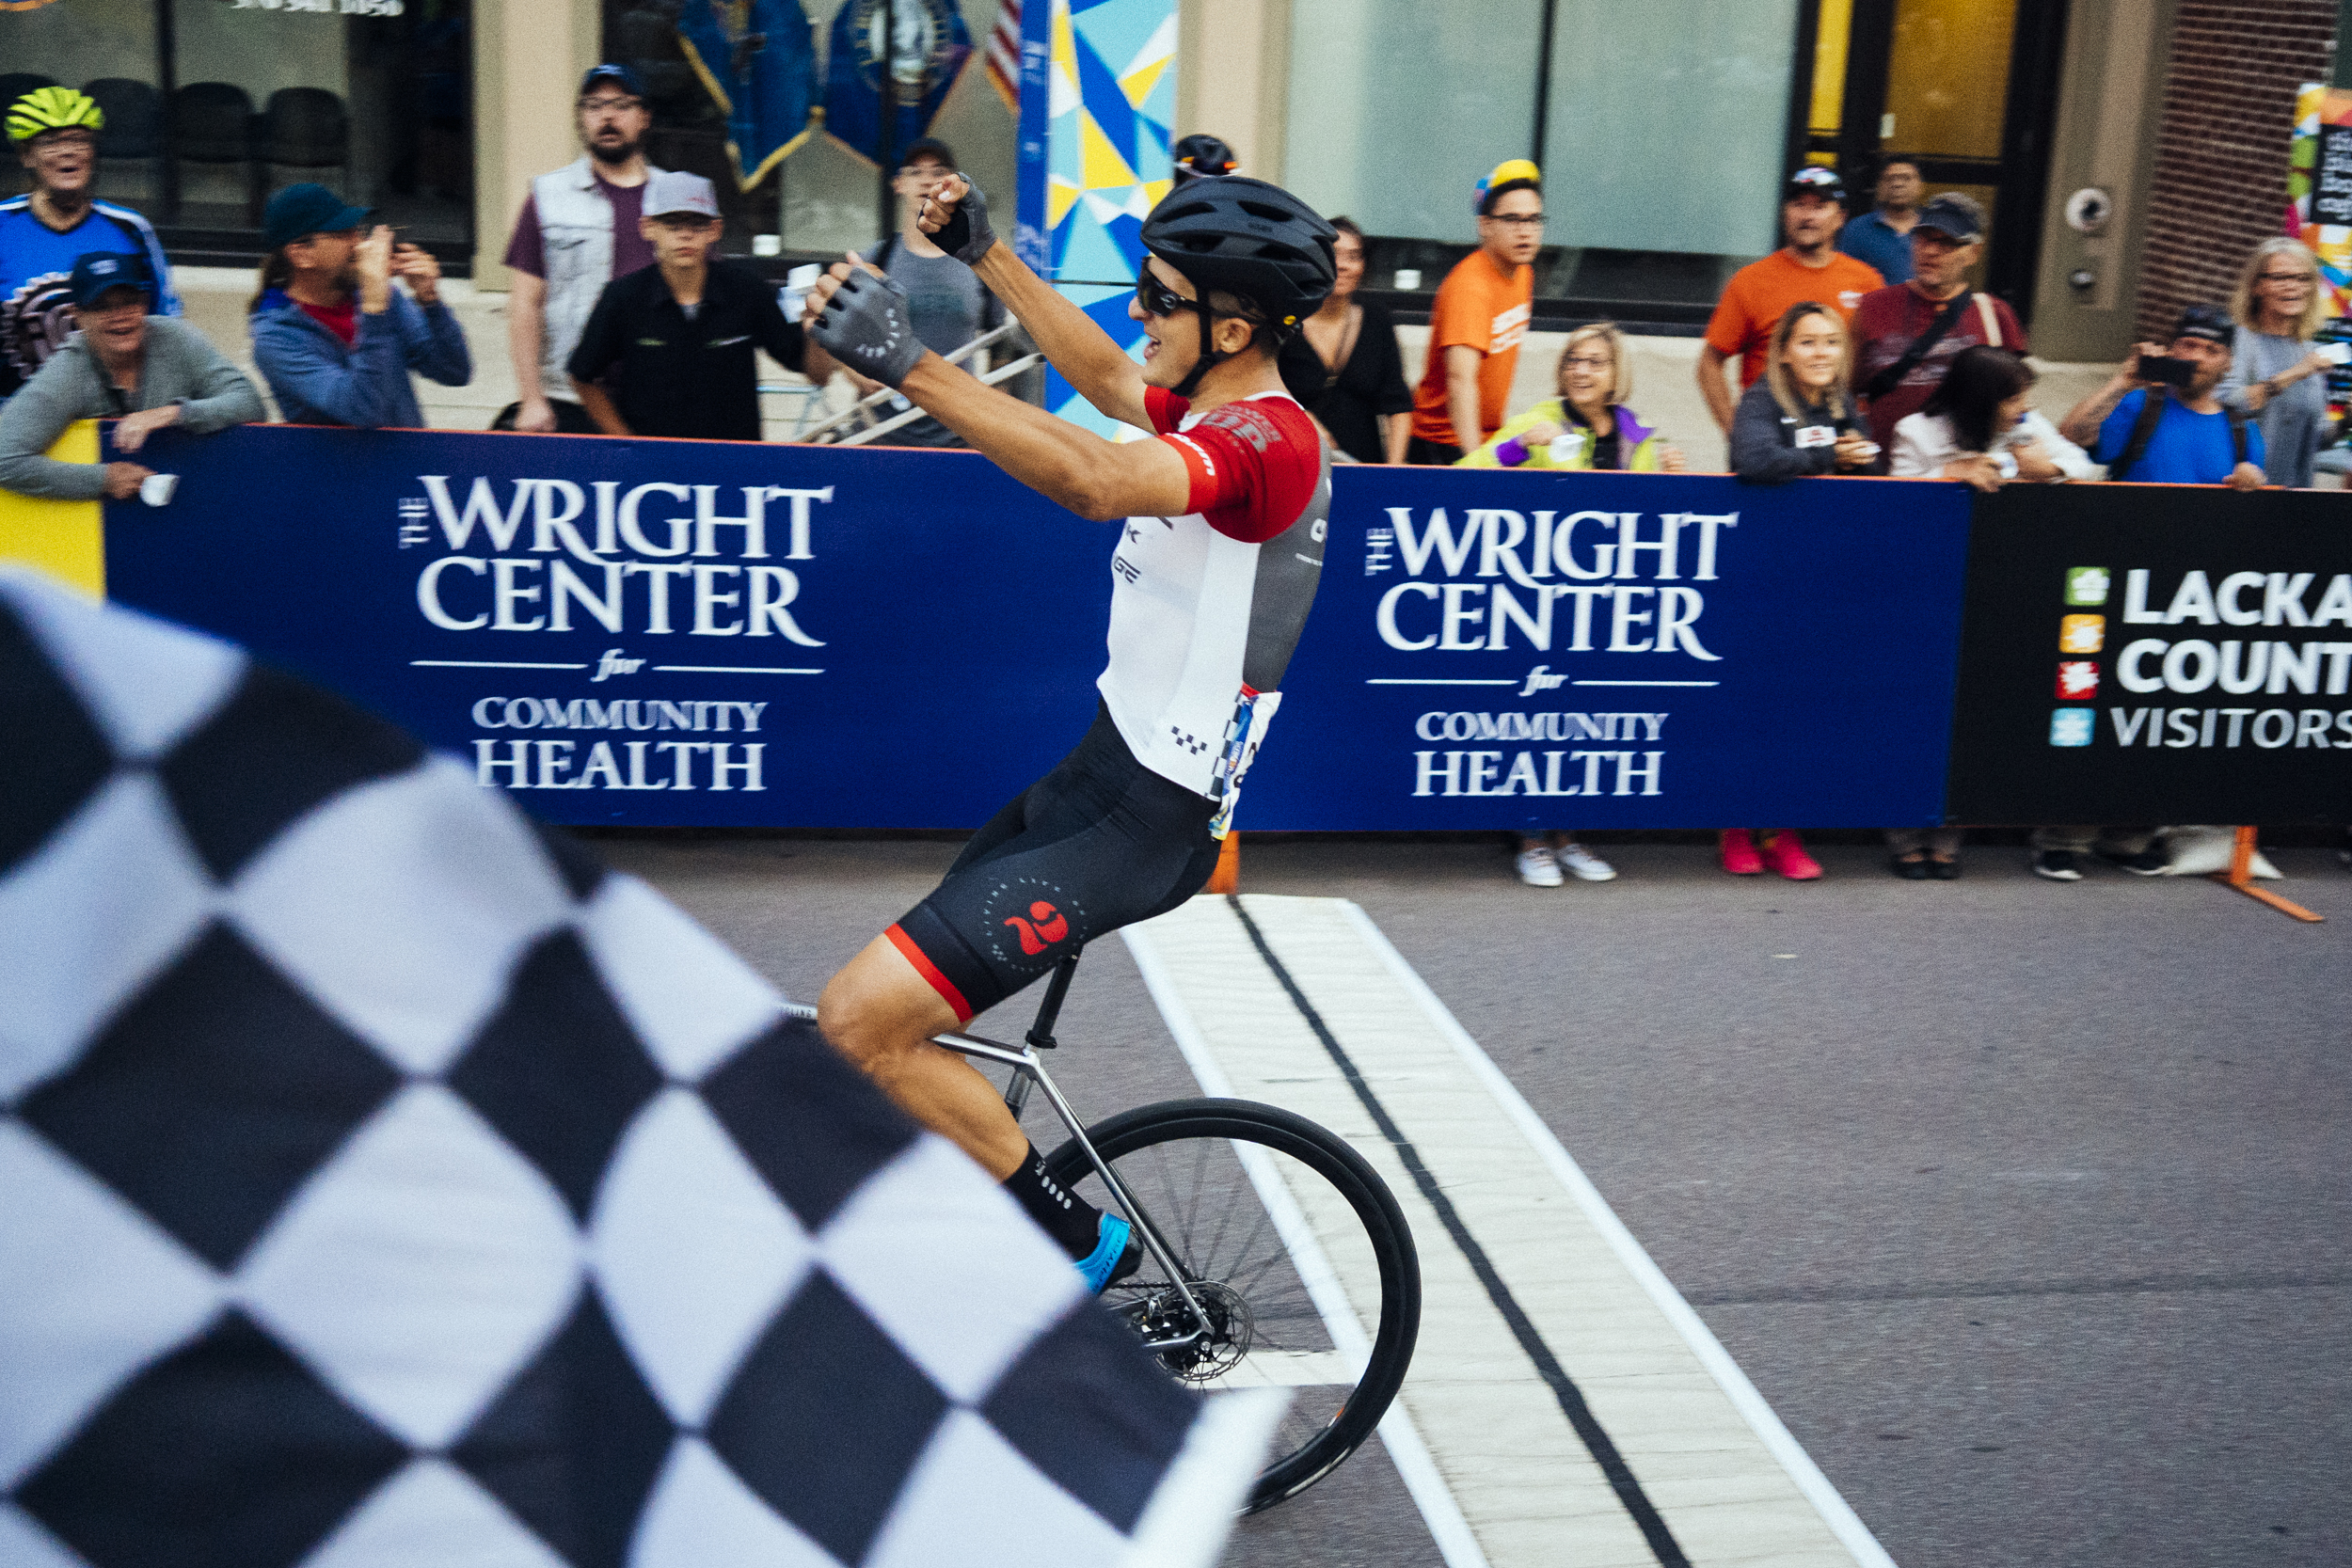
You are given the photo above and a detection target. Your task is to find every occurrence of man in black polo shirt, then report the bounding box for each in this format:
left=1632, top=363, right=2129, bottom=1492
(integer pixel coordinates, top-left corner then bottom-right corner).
left=566, top=170, right=807, bottom=439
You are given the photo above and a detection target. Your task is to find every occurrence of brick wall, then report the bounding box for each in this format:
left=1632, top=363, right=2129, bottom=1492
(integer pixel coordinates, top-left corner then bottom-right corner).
left=2135, top=2, right=2338, bottom=341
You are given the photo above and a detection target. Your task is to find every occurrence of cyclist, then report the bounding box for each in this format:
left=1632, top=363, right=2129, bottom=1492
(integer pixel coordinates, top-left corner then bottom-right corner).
left=806, top=174, right=1336, bottom=1290
left=2, top=87, right=180, bottom=402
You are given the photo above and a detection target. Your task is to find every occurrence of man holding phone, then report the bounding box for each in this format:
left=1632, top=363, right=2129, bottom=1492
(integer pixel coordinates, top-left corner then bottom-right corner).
left=2059, top=303, right=2266, bottom=488
left=248, top=182, right=471, bottom=429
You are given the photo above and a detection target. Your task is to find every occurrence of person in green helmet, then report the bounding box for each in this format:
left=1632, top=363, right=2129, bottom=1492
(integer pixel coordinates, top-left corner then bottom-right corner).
left=2, top=87, right=181, bottom=402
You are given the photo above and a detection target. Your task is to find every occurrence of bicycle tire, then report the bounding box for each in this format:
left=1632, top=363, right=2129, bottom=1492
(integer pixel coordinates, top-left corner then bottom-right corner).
left=1043, top=1097, right=1420, bottom=1513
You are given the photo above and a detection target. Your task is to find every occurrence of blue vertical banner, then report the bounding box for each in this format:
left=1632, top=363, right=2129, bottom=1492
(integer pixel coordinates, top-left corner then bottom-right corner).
left=821, top=0, right=976, bottom=163
left=675, top=0, right=820, bottom=187
left=1010, top=0, right=1175, bottom=436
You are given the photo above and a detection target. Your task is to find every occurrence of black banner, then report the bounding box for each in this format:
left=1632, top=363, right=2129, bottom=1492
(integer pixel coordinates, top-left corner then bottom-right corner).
left=1945, top=483, right=2352, bottom=824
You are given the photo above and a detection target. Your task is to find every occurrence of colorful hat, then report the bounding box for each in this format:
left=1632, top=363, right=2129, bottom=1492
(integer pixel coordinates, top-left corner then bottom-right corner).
left=1473, top=158, right=1541, bottom=217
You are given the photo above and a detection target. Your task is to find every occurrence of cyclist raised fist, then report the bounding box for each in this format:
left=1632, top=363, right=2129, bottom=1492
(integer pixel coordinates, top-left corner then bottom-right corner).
left=807, top=175, right=1337, bottom=1290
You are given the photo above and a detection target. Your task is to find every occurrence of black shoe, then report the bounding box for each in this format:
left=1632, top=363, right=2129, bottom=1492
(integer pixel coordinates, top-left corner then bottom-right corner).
left=2033, top=849, right=2084, bottom=881
left=1892, top=853, right=1931, bottom=880
left=2097, top=845, right=2170, bottom=877
left=1927, top=856, right=1961, bottom=880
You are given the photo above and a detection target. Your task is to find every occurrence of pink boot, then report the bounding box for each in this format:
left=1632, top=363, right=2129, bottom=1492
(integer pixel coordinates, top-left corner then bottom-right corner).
left=1758, top=830, right=1822, bottom=880
left=1719, top=829, right=1764, bottom=876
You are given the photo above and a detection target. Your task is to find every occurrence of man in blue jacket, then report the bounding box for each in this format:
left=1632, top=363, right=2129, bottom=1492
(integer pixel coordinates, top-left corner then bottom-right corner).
left=249, top=182, right=469, bottom=427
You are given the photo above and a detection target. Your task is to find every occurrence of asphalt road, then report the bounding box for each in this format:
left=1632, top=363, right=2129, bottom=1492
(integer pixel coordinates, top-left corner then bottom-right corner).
left=591, top=829, right=2352, bottom=1568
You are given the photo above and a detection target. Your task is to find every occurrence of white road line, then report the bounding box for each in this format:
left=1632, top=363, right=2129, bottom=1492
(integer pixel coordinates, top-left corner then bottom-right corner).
left=1124, top=926, right=1495, bottom=1568
left=1335, top=901, right=1899, bottom=1568
left=1128, top=895, right=1898, bottom=1568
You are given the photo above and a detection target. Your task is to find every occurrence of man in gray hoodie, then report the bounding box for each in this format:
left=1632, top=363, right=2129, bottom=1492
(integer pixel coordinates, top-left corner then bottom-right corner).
left=0, top=249, right=262, bottom=499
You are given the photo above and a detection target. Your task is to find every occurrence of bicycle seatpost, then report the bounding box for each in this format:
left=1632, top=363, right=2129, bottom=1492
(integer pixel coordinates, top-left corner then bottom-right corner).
left=1025, top=952, right=1082, bottom=1052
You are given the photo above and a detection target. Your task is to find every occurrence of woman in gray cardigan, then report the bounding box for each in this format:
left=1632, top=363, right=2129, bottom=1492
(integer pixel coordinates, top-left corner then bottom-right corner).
left=0, top=252, right=262, bottom=500
left=2218, top=237, right=2336, bottom=488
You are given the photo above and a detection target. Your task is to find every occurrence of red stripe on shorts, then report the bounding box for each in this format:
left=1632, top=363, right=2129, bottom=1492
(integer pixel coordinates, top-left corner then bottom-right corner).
left=884, top=923, right=974, bottom=1022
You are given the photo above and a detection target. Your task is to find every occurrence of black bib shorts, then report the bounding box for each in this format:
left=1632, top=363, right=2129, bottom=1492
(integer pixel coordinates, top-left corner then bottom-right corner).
left=885, top=704, right=1220, bottom=1021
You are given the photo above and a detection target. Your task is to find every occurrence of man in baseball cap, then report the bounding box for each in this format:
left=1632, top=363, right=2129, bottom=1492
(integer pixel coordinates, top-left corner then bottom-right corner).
left=248, top=182, right=469, bottom=428
left=495, top=62, right=670, bottom=433
left=566, top=170, right=810, bottom=440
left=1850, top=187, right=2026, bottom=448
left=1696, top=165, right=1886, bottom=436
left=1406, top=158, right=1545, bottom=462
left=0, top=248, right=261, bottom=503
left=2058, top=299, right=2265, bottom=489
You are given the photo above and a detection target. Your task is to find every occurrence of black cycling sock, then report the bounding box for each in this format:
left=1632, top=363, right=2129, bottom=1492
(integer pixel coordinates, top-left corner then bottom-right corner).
left=1001, top=1141, right=1104, bottom=1259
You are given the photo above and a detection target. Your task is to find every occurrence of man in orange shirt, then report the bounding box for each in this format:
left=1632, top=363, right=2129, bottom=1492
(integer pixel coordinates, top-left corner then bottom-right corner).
left=1407, top=159, right=1542, bottom=464
left=1695, top=166, right=1883, bottom=436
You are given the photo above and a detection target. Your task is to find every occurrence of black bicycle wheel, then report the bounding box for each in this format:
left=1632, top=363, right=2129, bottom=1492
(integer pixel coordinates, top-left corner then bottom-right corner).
left=1042, top=1097, right=1420, bottom=1513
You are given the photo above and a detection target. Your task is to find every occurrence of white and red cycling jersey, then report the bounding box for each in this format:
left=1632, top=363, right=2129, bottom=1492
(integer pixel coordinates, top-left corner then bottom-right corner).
left=1098, top=385, right=1330, bottom=823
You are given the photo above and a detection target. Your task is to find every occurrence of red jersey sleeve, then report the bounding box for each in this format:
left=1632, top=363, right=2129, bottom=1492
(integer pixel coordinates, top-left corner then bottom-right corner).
left=1154, top=395, right=1321, bottom=544
left=1142, top=384, right=1189, bottom=434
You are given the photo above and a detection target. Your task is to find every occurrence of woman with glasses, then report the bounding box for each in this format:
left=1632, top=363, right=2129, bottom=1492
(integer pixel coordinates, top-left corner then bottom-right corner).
left=1459, top=323, right=1686, bottom=472
left=2219, top=237, right=2338, bottom=487
left=1456, top=325, right=1680, bottom=886
left=1280, top=217, right=1412, bottom=463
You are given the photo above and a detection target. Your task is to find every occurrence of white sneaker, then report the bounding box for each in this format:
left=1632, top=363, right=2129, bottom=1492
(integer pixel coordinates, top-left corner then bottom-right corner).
left=1555, top=843, right=1617, bottom=881
left=1515, top=845, right=1564, bottom=887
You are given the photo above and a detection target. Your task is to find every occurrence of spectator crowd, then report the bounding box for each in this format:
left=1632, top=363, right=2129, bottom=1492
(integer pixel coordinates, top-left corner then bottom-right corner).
left=4, top=74, right=2344, bottom=889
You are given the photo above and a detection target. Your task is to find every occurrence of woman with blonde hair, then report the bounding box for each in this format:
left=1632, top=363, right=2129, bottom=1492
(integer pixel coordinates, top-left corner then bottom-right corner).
left=1460, top=323, right=1686, bottom=472
left=1710, top=301, right=1876, bottom=880
left=2219, top=236, right=2339, bottom=486
left=1728, top=300, right=1879, bottom=483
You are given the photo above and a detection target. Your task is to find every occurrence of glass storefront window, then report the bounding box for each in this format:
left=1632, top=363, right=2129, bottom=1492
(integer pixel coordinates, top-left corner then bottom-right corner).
left=1280, top=0, right=1790, bottom=317
left=1281, top=0, right=1543, bottom=247
left=1540, top=0, right=1798, bottom=307
left=1, top=0, right=471, bottom=251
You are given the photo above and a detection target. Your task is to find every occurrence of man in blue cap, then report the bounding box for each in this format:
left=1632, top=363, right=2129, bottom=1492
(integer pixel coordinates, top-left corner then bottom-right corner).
left=248, top=182, right=470, bottom=428
left=0, top=250, right=261, bottom=500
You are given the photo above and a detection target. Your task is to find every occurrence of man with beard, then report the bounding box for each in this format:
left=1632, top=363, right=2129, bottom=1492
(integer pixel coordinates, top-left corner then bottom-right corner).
left=247, top=183, right=471, bottom=429
left=2, top=88, right=181, bottom=404
left=1696, top=166, right=1884, bottom=436
left=499, top=65, right=670, bottom=434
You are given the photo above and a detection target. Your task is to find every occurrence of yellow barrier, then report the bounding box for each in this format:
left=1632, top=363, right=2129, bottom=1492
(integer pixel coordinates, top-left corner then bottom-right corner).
left=0, top=420, right=105, bottom=596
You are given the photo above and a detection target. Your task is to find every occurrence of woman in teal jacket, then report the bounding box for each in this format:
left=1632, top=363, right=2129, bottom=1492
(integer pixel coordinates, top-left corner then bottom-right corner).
left=1459, top=323, right=1687, bottom=473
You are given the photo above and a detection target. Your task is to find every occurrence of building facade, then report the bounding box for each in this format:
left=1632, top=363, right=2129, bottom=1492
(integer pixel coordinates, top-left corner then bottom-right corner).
left=4, top=0, right=2343, bottom=365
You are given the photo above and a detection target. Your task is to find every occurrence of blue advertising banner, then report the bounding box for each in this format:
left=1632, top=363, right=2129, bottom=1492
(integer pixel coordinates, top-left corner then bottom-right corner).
left=1247, top=466, right=1974, bottom=831
left=97, top=426, right=1974, bottom=830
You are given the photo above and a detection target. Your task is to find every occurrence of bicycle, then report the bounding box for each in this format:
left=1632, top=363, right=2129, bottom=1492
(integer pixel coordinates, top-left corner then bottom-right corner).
left=791, top=947, right=1421, bottom=1513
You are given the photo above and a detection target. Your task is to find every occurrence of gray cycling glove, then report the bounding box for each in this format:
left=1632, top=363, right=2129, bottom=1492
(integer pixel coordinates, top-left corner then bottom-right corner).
left=930, top=176, right=998, bottom=267
left=810, top=268, right=925, bottom=388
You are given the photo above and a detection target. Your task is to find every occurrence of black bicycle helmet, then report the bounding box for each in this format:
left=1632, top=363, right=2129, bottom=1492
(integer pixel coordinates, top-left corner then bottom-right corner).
left=1140, top=176, right=1337, bottom=331
left=1139, top=178, right=1337, bottom=396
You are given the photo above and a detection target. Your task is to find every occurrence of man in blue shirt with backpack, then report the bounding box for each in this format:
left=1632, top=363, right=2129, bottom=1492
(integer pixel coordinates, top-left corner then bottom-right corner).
left=2059, top=303, right=2267, bottom=487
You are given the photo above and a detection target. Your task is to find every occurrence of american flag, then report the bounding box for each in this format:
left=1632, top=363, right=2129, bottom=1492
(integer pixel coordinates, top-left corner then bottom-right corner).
left=987, top=0, right=1021, bottom=113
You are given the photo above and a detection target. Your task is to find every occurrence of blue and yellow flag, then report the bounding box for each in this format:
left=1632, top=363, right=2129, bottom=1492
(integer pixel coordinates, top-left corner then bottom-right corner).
left=677, top=0, right=818, bottom=188
left=823, top=0, right=973, bottom=166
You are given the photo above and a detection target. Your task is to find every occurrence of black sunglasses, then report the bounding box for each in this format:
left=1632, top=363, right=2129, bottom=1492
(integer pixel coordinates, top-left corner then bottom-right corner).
left=1136, top=269, right=1204, bottom=320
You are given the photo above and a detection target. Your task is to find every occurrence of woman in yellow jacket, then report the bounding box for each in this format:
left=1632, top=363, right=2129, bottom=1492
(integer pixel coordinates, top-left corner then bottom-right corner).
left=1458, top=324, right=1684, bottom=887
left=1460, top=323, right=1688, bottom=474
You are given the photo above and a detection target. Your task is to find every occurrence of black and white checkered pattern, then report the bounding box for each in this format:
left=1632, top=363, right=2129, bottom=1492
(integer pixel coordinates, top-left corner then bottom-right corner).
left=0, top=568, right=1266, bottom=1568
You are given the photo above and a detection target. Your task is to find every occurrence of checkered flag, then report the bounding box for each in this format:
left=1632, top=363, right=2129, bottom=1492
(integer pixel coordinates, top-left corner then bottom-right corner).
left=0, top=568, right=1279, bottom=1568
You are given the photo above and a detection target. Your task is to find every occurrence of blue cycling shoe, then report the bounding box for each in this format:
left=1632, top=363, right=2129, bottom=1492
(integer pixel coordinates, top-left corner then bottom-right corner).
left=1076, top=1213, right=1141, bottom=1293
